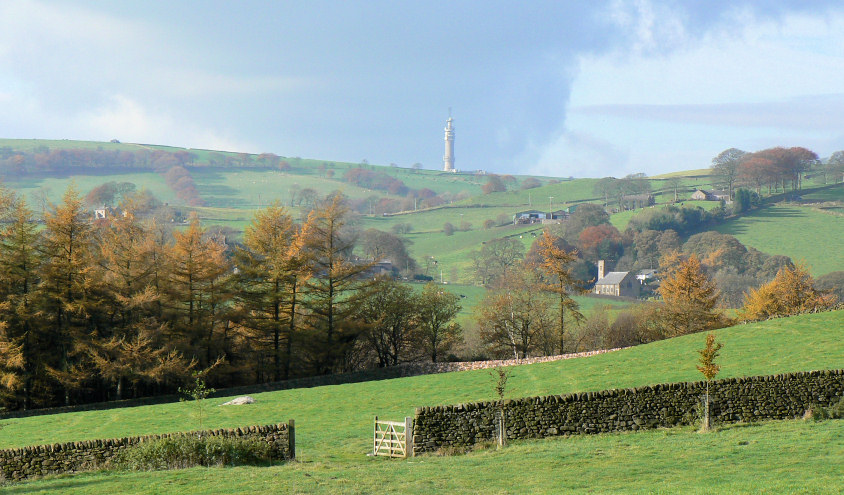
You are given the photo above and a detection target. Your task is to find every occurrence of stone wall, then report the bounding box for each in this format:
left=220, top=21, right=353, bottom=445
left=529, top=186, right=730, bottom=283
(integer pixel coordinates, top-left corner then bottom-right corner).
left=1, top=349, right=619, bottom=420
left=0, top=420, right=294, bottom=482
left=412, top=369, right=844, bottom=455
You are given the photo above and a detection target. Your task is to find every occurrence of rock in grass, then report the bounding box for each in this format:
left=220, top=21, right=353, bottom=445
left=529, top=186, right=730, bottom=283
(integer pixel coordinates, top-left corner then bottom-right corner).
left=220, top=396, right=255, bottom=406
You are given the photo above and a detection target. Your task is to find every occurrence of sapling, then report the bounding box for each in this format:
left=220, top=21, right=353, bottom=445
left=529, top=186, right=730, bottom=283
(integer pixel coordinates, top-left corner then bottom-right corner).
left=488, top=367, right=512, bottom=447
left=696, top=333, right=723, bottom=432
left=179, top=371, right=216, bottom=433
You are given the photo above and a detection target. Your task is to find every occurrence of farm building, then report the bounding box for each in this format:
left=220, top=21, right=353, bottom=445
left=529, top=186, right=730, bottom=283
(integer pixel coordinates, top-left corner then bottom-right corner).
left=593, top=260, right=640, bottom=298
left=513, top=210, right=569, bottom=225
left=690, top=189, right=730, bottom=201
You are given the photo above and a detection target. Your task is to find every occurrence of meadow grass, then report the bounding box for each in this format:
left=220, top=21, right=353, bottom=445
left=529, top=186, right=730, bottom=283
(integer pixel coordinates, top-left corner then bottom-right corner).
left=714, top=204, right=844, bottom=275
left=2, top=310, right=842, bottom=493
left=8, top=419, right=842, bottom=494
left=0, top=310, right=840, bottom=453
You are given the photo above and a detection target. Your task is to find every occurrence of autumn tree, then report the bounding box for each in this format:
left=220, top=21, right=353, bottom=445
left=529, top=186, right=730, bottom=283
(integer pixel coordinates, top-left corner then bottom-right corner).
left=356, top=277, right=419, bottom=367
left=301, top=194, right=372, bottom=374
left=0, top=193, right=44, bottom=408
left=696, top=333, right=722, bottom=432
left=416, top=283, right=462, bottom=362
left=476, top=270, right=554, bottom=359
left=234, top=204, right=308, bottom=381
left=37, top=186, right=101, bottom=404
left=164, top=214, right=233, bottom=371
left=740, top=263, right=837, bottom=321
left=532, top=230, right=584, bottom=354
left=657, top=253, right=725, bottom=336
left=482, top=175, right=506, bottom=194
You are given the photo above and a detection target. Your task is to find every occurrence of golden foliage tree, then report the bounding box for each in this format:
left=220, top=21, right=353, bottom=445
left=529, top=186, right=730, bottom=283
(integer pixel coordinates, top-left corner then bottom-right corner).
left=696, top=333, right=723, bottom=431
left=235, top=203, right=309, bottom=381
left=740, top=263, right=837, bottom=321
left=532, top=229, right=583, bottom=353
left=657, top=253, right=725, bottom=336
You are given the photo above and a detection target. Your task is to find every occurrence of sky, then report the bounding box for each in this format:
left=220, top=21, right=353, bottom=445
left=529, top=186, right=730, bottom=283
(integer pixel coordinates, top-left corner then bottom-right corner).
left=1, top=0, right=843, bottom=178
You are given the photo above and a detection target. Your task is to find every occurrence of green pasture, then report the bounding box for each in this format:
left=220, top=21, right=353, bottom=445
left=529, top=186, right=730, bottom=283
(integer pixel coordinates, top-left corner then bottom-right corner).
left=2, top=171, right=177, bottom=207
left=800, top=182, right=844, bottom=202
left=714, top=204, right=844, bottom=276
left=3, top=310, right=842, bottom=493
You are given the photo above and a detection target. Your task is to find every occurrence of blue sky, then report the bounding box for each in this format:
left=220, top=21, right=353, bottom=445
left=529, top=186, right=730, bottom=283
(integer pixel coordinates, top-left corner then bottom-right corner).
left=1, top=1, right=843, bottom=177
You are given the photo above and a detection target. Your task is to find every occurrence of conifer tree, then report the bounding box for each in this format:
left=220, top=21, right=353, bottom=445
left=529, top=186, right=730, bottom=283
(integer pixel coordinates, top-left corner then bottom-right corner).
left=532, top=230, right=583, bottom=353
left=657, top=253, right=724, bottom=336
left=164, top=214, right=233, bottom=371
left=235, top=203, right=308, bottom=381
left=301, top=194, right=371, bottom=374
left=0, top=193, right=43, bottom=408
left=37, top=186, right=100, bottom=404
left=740, top=263, right=836, bottom=321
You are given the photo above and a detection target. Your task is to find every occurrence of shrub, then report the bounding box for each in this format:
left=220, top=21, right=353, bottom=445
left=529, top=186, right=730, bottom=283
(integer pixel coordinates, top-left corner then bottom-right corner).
left=811, top=397, right=844, bottom=421
left=116, top=435, right=274, bottom=471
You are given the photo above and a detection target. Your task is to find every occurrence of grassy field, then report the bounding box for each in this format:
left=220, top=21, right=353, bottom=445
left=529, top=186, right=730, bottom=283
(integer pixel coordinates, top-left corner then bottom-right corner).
left=2, top=310, right=842, bottom=493
left=714, top=204, right=844, bottom=275
left=8, top=419, right=841, bottom=494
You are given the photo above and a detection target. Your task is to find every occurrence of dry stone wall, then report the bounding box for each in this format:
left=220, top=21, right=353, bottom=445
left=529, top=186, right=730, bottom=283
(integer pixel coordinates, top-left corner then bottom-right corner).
left=412, top=369, right=844, bottom=454
left=0, top=349, right=619, bottom=420
left=0, top=421, right=294, bottom=482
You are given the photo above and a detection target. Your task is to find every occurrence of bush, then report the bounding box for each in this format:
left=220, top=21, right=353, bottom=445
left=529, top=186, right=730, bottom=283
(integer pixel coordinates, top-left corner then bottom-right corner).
left=116, top=435, right=274, bottom=471
left=811, top=397, right=844, bottom=421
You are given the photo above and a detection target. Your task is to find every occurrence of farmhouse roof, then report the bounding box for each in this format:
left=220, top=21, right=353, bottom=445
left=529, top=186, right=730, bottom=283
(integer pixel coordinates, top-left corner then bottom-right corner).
left=596, top=271, right=629, bottom=286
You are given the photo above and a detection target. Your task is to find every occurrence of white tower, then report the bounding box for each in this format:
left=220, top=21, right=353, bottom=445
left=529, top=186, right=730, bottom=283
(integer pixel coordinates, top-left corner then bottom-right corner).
left=443, top=116, right=455, bottom=172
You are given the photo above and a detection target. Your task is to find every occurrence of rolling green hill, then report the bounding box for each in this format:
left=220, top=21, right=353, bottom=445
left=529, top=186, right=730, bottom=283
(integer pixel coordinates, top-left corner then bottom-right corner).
left=3, top=310, right=842, bottom=493
left=714, top=203, right=844, bottom=276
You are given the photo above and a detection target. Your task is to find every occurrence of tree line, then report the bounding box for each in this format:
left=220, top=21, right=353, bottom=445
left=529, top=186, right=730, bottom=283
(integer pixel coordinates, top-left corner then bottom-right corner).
left=0, top=187, right=462, bottom=411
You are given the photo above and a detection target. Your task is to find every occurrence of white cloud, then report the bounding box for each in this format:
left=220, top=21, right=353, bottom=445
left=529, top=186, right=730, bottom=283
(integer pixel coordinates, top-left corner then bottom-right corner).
left=532, top=8, right=844, bottom=176
left=78, top=95, right=256, bottom=152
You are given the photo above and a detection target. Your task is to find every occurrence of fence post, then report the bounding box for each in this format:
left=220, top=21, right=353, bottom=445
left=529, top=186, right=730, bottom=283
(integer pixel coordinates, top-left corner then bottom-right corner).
left=405, top=416, right=414, bottom=457
left=373, top=416, right=378, bottom=456
left=288, top=419, right=295, bottom=460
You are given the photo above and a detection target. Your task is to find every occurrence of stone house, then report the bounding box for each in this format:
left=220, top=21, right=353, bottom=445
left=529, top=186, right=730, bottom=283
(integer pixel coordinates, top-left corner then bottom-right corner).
left=593, top=260, right=640, bottom=298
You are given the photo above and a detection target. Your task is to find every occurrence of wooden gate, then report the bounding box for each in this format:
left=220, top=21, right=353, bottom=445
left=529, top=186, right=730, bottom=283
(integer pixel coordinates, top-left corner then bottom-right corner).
left=373, top=416, right=413, bottom=458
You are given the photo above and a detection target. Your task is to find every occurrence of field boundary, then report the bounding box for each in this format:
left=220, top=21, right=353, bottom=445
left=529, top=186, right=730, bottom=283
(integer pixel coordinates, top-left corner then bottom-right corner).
left=412, top=369, right=844, bottom=454
left=0, top=349, right=621, bottom=420
left=0, top=420, right=295, bottom=482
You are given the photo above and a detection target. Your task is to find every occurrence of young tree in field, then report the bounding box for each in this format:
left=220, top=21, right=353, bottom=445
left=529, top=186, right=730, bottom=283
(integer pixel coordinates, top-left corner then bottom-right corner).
left=301, top=194, right=371, bottom=374
left=696, top=333, right=722, bottom=432
left=657, top=253, right=725, bottom=337
left=416, top=283, right=462, bottom=362
left=235, top=204, right=308, bottom=381
left=37, top=186, right=100, bottom=404
left=532, top=230, right=584, bottom=354
left=711, top=148, right=747, bottom=200
left=740, top=263, right=837, bottom=321
left=356, top=277, right=419, bottom=367
left=476, top=270, right=554, bottom=359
